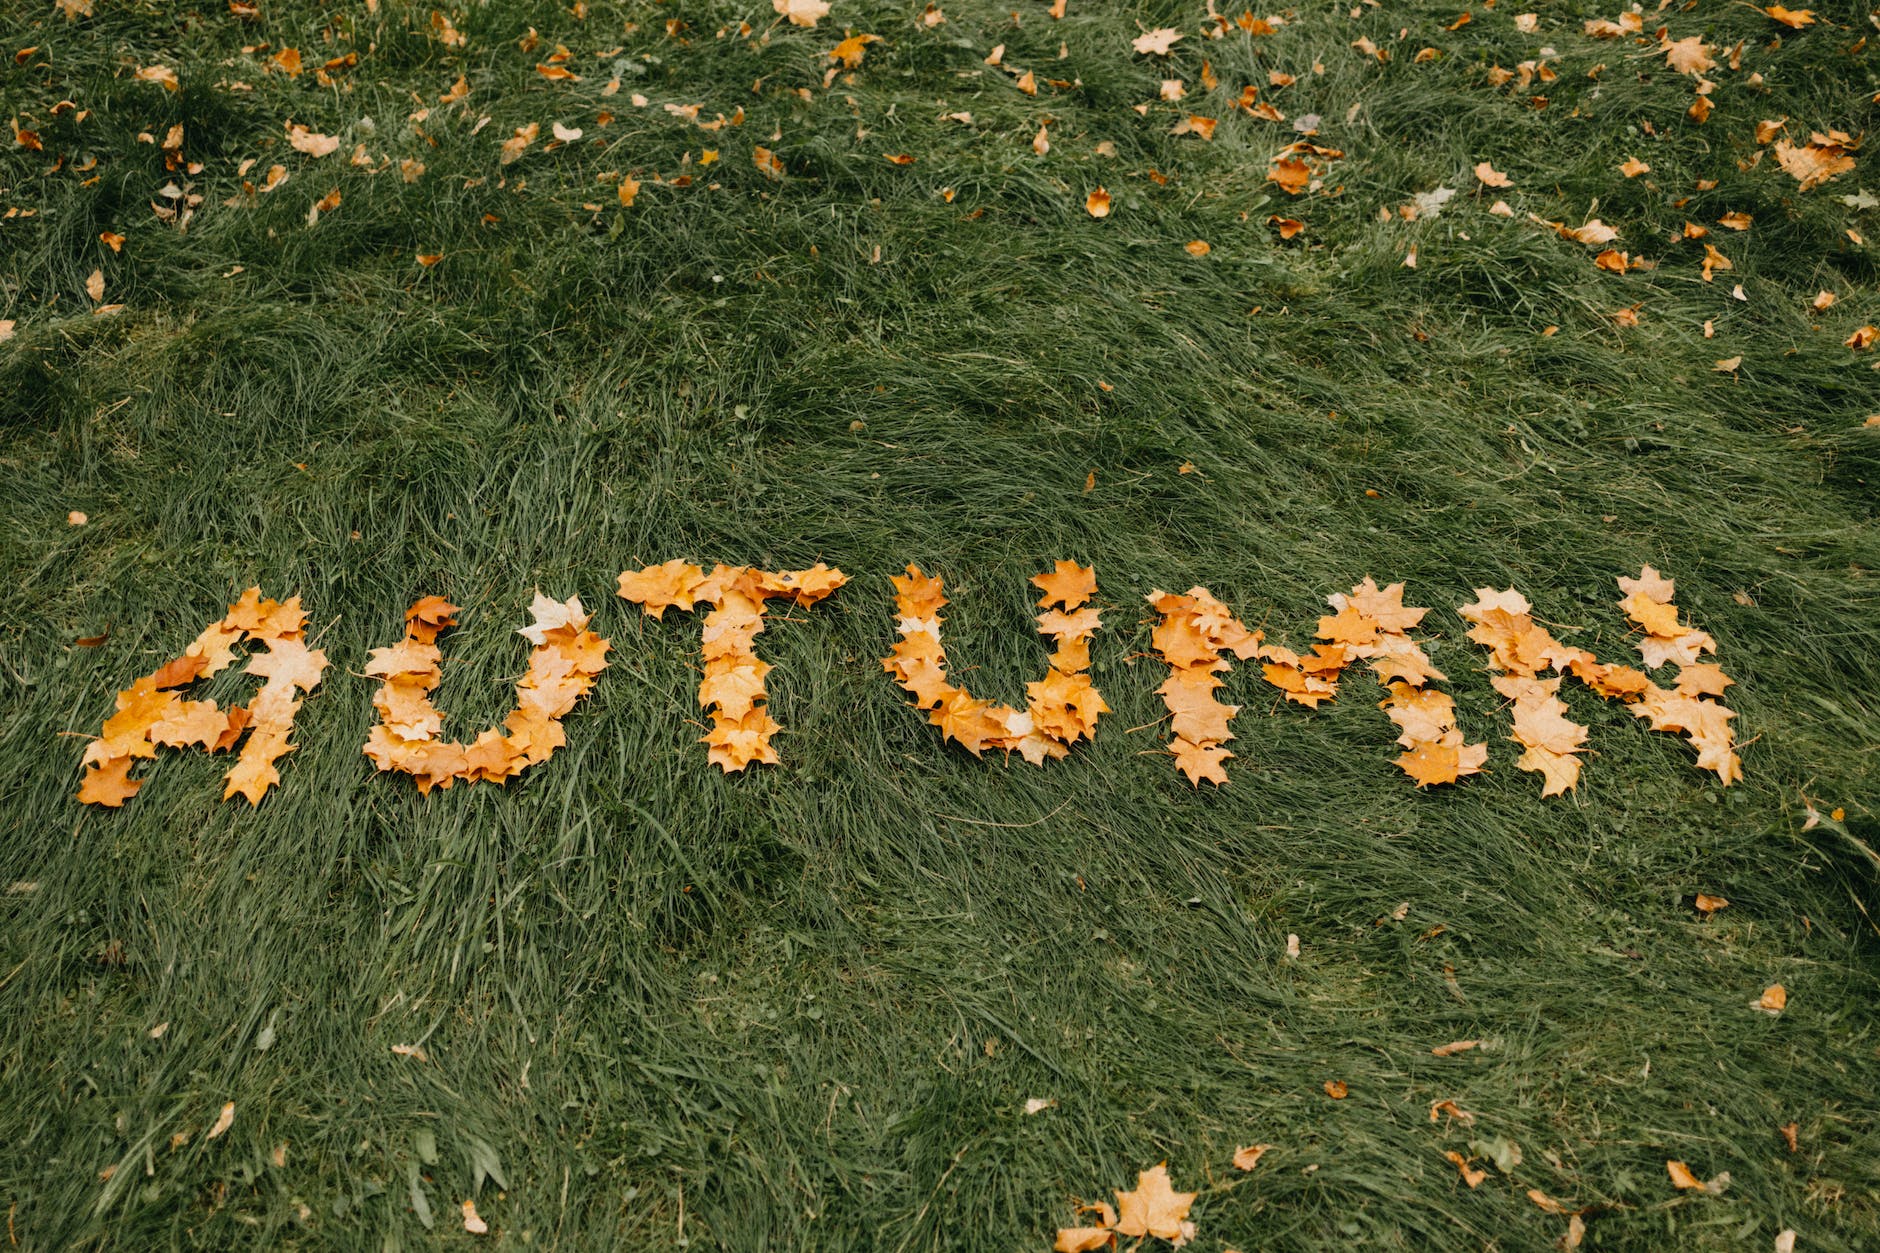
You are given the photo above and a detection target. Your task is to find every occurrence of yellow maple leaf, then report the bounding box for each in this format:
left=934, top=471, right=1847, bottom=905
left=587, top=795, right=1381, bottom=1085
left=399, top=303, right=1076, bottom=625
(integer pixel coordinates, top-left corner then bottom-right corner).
left=617, top=560, right=706, bottom=618
left=1031, top=560, right=1097, bottom=609
left=774, top=0, right=829, bottom=26
left=1113, top=1163, right=1196, bottom=1240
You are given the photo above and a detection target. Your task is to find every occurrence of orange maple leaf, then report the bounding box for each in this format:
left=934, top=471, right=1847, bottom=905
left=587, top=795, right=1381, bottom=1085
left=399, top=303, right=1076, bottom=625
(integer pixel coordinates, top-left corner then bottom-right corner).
left=1031, top=560, right=1097, bottom=610
left=1113, top=1163, right=1196, bottom=1240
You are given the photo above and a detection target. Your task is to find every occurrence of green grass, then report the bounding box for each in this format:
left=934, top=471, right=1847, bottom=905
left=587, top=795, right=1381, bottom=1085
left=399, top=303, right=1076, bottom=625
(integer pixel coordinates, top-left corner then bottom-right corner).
left=3, top=0, right=1879, bottom=1248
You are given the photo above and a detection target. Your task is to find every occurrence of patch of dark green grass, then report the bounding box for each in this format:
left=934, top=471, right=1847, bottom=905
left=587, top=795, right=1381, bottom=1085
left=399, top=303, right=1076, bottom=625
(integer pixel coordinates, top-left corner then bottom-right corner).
left=3, top=0, right=1879, bottom=1248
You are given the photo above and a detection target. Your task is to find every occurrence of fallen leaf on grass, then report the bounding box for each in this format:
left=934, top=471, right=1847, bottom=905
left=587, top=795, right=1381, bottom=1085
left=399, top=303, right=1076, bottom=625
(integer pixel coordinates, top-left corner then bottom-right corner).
left=1695, top=893, right=1729, bottom=913
left=286, top=123, right=340, bottom=158
left=391, top=1043, right=430, bottom=1061
left=1527, top=1188, right=1575, bottom=1215
left=206, top=1102, right=235, bottom=1139
left=829, top=33, right=881, bottom=68
left=1431, top=1039, right=1480, bottom=1057
left=1323, top=1080, right=1348, bottom=1099
left=1184, top=240, right=1211, bottom=257
left=1619, top=157, right=1650, bottom=178
left=86, top=269, right=104, bottom=302
left=1774, top=136, right=1856, bottom=191
left=1114, top=1164, right=1196, bottom=1240
left=1232, top=1144, right=1271, bottom=1171
left=500, top=123, right=540, bottom=165
left=1444, top=1150, right=1487, bottom=1187
left=774, top=0, right=829, bottom=26
left=1132, top=28, right=1182, bottom=56
left=1474, top=161, right=1511, bottom=188
left=462, top=1199, right=489, bottom=1233
left=1024, top=1097, right=1056, bottom=1115
left=1662, top=36, right=1714, bottom=76
left=1754, top=984, right=1787, bottom=1014
left=1085, top=187, right=1111, bottom=218
left=1667, top=1160, right=1730, bottom=1193
left=1779, top=1122, right=1799, bottom=1152
left=1429, top=1098, right=1475, bottom=1124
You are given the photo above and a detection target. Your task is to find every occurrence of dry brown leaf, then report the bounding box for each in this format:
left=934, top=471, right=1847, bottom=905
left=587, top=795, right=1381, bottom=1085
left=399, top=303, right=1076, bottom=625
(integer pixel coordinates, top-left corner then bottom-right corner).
left=1774, top=137, right=1856, bottom=191
left=286, top=122, right=340, bottom=158
left=1474, top=161, right=1512, bottom=188
left=1527, top=1188, right=1574, bottom=1215
left=1232, top=1144, right=1271, bottom=1171
left=1132, top=28, right=1182, bottom=56
left=1429, top=1098, right=1475, bottom=1124
left=1323, top=1079, right=1348, bottom=1099
left=774, top=0, right=830, bottom=27
left=1431, top=1039, right=1480, bottom=1057
left=1445, top=1151, right=1487, bottom=1188
left=1113, top=1164, right=1196, bottom=1240
left=1662, top=36, right=1715, bottom=76
left=1085, top=186, right=1111, bottom=218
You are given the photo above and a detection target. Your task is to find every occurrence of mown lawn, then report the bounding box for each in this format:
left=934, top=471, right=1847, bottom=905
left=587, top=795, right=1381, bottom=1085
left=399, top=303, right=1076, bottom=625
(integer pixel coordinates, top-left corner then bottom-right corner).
left=3, top=0, right=1878, bottom=1248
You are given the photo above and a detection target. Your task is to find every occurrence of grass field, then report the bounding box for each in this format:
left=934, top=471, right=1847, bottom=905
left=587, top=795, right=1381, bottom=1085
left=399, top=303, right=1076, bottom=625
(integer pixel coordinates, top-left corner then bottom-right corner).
left=4, top=0, right=1880, bottom=1248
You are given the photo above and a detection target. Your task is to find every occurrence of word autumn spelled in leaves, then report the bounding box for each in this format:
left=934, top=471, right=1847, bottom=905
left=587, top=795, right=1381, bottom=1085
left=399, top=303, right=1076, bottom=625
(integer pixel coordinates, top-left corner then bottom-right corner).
left=74, top=562, right=1740, bottom=808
